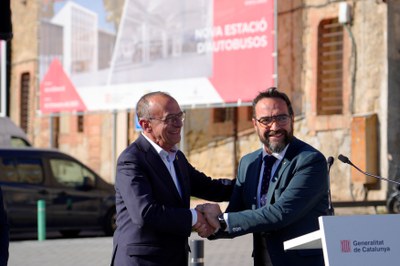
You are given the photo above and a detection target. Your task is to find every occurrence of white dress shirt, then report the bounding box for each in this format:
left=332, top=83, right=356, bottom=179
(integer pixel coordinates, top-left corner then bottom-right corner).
left=142, top=133, right=198, bottom=225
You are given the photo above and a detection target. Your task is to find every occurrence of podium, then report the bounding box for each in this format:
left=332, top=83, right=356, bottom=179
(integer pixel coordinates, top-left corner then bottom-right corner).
left=284, top=214, right=400, bottom=266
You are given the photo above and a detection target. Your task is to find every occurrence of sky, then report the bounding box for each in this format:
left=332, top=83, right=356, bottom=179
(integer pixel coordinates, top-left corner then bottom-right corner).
left=53, top=0, right=116, bottom=32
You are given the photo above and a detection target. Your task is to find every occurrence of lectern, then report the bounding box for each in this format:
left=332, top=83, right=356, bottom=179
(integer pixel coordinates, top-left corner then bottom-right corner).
left=284, top=214, right=400, bottom=266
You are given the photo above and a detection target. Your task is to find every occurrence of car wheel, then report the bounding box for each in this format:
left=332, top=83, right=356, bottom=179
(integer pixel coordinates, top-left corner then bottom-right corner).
left=104, top=207, right=116, bottom=236
left=60, top=229, right=80, bottom=238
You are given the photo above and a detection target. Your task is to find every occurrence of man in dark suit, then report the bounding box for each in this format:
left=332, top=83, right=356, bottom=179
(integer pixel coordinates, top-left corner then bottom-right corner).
left=198, top=88, right=329, bottom=266
left=0, top=187, right=9, bottom=266
left=111, top=91, right=233, bottom=266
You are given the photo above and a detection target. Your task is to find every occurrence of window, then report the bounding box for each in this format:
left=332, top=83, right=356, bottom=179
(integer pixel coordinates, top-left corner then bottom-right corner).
left=16, top=158, right=44, bottom=184
left=50, top=158, right=95, bottom=188
left=213, top=107, right=234, bottom=123
left=0, top=158, right=44, bottom=184
left=77, top=115, right=84, bottom=133
left=51, top=116, right=60, bottom=148
left=317, top=18, right=344, bottom=115
left=0, top=158, right=19, bottom=182
left=11, top=137, right=31, bottom=148
left=247, top=106, right=253, bottom=121
left=210, top=106, right=253, bottom=137
left=20, top=72, right=30, bottom=132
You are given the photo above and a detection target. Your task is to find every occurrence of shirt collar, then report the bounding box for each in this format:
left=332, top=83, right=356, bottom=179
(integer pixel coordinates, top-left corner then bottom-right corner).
left=142, top=132, right=178, bottom=159
left=262, top=144, right=289, bottom=161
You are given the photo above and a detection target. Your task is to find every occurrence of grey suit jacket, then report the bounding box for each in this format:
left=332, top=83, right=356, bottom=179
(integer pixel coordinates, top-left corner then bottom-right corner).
left=111, top=134, right=233, bottom=266
left=224, top=137, right=329, bottom=266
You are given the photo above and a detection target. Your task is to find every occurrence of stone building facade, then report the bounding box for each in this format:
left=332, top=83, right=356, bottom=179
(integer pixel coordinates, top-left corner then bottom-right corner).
left=6, top=0, right=400, bottom=204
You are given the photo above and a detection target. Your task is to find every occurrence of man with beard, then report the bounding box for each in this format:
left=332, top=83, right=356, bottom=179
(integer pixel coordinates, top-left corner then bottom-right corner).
left=197, top=87, right=329, bottom=266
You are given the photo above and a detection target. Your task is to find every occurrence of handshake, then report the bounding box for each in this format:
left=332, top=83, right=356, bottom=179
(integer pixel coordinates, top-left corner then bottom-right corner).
left=193, top=203, right=223, bottom=238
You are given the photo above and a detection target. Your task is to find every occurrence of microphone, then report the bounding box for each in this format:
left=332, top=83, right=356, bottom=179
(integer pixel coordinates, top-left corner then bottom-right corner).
left=326, top=156, right=334, bottom=215
left=327, top=156, right=334, bottom=171
left=338, top=154, right=400, bottom=185
left=337, top=154, right=350, bottom=164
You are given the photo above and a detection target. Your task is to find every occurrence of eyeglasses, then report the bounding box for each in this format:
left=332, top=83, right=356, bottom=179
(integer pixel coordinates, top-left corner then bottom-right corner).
left=149, top=111, right=185, bottom=125
left=255, top=114, right=291, bottom=127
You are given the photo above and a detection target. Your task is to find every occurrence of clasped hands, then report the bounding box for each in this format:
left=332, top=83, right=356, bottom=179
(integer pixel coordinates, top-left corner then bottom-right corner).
left=192, top=203, right=222, bottom=238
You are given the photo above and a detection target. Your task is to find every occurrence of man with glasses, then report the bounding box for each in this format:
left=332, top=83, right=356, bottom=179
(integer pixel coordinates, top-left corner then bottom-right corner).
left=197, top=87, right=329, bottom=266
left=111, top=91, right=234, bottom=266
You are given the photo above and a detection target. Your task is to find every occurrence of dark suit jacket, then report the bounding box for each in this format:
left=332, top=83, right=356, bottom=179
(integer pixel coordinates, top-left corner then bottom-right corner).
left=224, top=137, right=329, bottom=266
left=111, top=135, right=233, bottom=266
left=0, top=187, right=9, bottom=266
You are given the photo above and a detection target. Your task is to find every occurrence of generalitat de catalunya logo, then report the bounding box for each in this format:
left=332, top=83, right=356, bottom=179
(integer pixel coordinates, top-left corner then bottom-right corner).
left=341, top=240, right=351, bottom=253
left=340, top=239, right=391, bottom=254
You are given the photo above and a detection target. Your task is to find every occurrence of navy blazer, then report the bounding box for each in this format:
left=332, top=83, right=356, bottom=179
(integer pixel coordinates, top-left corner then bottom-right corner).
left=224, top=137, right=329, bottom=266
left=111, top=135, right=233, bottom=266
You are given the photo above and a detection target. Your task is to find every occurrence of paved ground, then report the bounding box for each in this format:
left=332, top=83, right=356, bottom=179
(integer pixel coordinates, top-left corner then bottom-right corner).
left=8, top=204, right=379, bottom=265
left=8, top=233, right=253, bottom=266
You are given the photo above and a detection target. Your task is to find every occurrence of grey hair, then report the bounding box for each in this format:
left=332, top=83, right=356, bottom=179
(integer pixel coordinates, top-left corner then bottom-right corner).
left=136, top=91, right=172, bottom=119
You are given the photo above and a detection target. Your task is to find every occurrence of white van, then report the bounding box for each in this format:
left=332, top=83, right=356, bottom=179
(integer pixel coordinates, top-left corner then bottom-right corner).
left=0, top=117, right=31, bottom=147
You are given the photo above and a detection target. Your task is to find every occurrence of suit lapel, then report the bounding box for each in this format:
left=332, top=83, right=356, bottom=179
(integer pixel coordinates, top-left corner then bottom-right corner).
left=253, top=153, right=264, bottom=200
left=266, top=138, right=301, bottom=204
left=138, top=135, right=184, bottom=202
left=173, top=156, right=189, bottom=202
left=266, top=158, right=290, bottom=203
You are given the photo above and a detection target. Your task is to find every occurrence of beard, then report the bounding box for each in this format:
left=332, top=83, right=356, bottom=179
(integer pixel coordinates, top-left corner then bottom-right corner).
left=259, top=127, right=293, bottom=153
